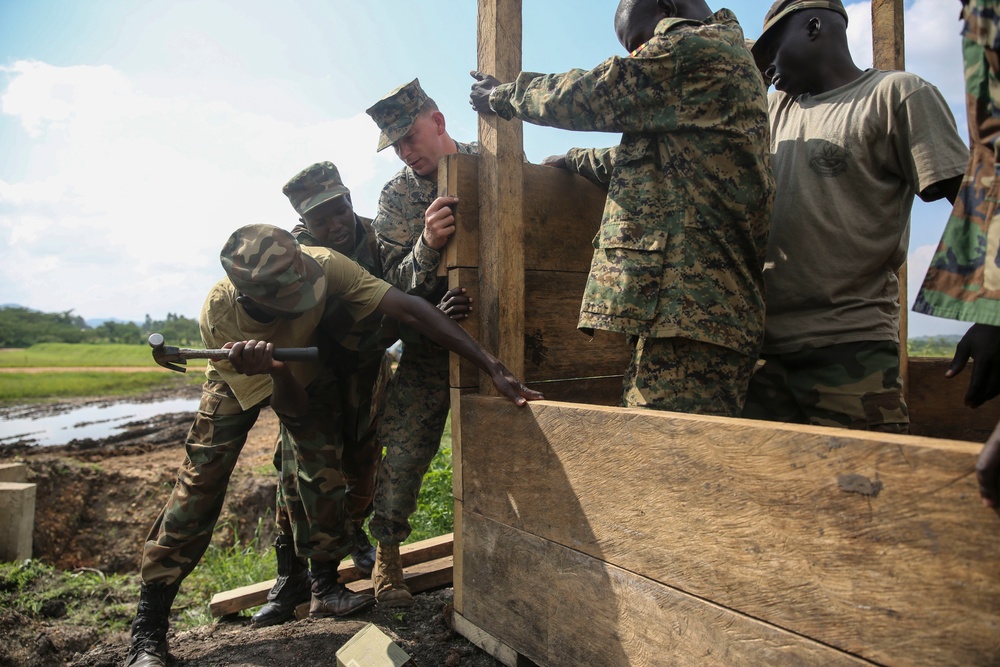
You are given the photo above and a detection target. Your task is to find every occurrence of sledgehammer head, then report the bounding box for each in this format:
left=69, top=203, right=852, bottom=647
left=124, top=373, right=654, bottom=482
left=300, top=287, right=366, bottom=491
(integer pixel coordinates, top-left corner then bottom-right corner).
left=148, top=333, right=187, bottom=373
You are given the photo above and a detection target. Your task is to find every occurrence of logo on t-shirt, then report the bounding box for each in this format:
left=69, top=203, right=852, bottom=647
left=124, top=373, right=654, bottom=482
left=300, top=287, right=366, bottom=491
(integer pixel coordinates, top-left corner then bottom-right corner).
left=807, top=138, right=851, bottom=178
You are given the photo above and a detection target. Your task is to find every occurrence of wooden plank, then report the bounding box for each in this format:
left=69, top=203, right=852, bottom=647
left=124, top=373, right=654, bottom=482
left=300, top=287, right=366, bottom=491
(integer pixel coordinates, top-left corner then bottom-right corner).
left=872, top=0, right=907, bottom=397
left=460, top=397, right=1000, bottom=666
left=210, top=533, right=454, bottom=617
left=439, top=153, right=480, bottom=274
left=293, top=556, right=454, bottom=620
left=441, top=155, right=607, bottom=274
left=459, top=512, right=873, bottom=667
left=525, top=376, right=622, bottom=406
left=452, top=611, right=521, bottom=667
left=907, top=357, right=1000, bottom=441
left=477, top=0, right=525, bottom=387
left=449, top=267, right=631, bottom=388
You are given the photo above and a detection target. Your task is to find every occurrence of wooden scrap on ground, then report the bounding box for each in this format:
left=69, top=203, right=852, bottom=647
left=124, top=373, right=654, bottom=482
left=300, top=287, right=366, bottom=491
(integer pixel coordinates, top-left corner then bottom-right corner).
left=209, top=532, right=454, bottom=618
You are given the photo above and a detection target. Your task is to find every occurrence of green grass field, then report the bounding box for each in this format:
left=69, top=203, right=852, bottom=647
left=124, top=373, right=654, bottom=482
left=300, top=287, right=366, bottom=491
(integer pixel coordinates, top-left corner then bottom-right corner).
left=0, top=343, right=206, bottom=402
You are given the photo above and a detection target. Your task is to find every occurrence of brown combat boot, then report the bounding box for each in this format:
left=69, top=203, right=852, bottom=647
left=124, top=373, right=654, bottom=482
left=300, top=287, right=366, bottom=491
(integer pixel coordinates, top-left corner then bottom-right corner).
left=372, top=542, right=412, bottom=608
left=308, top=561, right=375, bottom=618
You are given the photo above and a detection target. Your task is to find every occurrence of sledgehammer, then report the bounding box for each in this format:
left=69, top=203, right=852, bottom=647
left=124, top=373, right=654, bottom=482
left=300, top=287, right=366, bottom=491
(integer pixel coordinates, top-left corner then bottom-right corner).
left=148, top=333, right=319, bottom=373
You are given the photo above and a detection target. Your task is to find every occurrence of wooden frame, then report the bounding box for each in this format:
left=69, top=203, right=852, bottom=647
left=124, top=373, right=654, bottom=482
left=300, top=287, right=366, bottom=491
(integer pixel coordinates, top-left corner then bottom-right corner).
left=443, top=2, right=1000, bottom=665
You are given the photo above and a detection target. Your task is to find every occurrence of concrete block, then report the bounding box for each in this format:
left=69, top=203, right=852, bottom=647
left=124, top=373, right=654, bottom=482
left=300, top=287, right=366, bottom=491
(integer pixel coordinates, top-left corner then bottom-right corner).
left=336, top=623, right=414, bottom=667
left=0, top=463, right=28, bottom=483
left=0, top=482, right=36, bottom=561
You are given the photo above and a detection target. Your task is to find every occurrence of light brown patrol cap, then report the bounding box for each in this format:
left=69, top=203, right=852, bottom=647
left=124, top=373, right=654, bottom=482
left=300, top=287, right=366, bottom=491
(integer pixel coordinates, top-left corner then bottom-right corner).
left=751, top=0, right=848, bottom=69
left=365, top=78, right=430, bottom=153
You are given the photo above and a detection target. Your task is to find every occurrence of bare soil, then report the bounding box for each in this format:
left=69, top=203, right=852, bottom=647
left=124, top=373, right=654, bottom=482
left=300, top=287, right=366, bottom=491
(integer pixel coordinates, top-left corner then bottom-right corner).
left=0, top=387, right=500, bottom=667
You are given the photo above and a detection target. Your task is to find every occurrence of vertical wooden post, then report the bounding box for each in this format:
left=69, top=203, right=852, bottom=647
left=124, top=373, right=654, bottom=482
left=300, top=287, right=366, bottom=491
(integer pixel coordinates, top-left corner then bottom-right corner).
left=872, top=0, right=909, bottom=397
left=476, top=0, right=525, bottom=392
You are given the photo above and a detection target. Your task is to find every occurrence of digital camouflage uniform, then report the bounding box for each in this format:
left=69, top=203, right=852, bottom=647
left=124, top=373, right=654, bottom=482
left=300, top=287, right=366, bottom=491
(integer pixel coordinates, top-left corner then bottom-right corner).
left=913, top=0, right=1000, bottom=326
left=366, top=80, right=479, bottom=544
left=488, top=10, right=773, bottom=416
left=139, top=225, right=392, bottom=585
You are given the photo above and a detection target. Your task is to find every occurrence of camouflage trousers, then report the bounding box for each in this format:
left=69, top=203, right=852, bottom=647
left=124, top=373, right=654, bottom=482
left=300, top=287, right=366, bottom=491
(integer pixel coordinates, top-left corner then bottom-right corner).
left=622, top=336, right=757, bottom=417
left=139, top=377, right=359, bottom=586
left=273, top=360, right=387, bottom=546
left=369, top=339, right=450, bottom=545
left=741, top=340, right=909, bottom=433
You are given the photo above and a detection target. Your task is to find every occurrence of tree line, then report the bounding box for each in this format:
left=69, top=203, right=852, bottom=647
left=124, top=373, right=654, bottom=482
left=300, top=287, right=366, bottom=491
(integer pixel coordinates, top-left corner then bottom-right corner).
left=0, top=307, right=201, bottom=348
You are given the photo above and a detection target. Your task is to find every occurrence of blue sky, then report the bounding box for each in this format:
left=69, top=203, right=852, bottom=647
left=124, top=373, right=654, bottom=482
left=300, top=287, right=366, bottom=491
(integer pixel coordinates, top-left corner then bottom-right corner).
left=0, top=0, right=969, bottom=337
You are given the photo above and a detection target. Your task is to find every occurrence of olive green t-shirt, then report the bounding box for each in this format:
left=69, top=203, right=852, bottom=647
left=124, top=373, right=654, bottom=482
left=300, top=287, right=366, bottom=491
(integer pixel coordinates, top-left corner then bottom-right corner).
left=763, top=69, right=968, bottom=354
left=201, top=245, right=392, bottom=409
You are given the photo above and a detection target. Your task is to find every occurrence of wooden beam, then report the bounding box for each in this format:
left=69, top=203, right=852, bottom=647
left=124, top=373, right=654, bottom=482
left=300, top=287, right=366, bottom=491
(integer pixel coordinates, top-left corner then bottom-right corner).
left=460, top=397, right=1000, bottom=666
left=872, top=0, right=909, bottom=397
left=476, top=0, right=525, bottom=388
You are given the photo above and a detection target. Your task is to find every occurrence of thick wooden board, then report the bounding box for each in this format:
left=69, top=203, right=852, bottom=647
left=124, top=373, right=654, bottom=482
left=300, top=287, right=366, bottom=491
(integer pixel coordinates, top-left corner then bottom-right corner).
left=210, top=534, right=454, bottom=617
left=906, top=357, right=1000, bottom=441
left=449, top=268, right=631, bottom=389
left=459, top=513, right=872, bottom=667
left=525, top=376, right=622, bottom=406
left=476, top=0, right=525, bottom=384
left=293, top=556, right=455, bottom=620
left=440, top=154, right=606, bottom=274
left=459, top=397, right=1000, bottom=666
left=452, top=611, right=522, bottom=667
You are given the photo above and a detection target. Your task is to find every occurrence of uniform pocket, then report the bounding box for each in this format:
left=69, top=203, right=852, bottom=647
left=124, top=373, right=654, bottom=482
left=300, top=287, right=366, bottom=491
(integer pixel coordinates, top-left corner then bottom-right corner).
left=582, top=223, right=668, bottom=322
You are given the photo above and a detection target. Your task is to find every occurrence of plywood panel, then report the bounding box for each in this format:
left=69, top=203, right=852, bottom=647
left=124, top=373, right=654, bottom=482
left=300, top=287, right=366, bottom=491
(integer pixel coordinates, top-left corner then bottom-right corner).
left=459, top=512, right=872, bottom=667
left=459, top=397, right=1000, bottom=666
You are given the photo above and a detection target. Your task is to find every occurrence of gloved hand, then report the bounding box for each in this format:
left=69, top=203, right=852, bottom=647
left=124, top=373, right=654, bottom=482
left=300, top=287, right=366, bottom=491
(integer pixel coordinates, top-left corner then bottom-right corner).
left=946, top=323, right=1000, bottom=407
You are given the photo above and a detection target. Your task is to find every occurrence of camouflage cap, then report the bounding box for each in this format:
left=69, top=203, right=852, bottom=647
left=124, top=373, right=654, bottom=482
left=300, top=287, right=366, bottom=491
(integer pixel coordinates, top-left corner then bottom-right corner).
left=220, top=223, right=327, bottom=314
left=282, top=161, right=350, bottom=218
left=365, top=78, right=429, bottom=152
left=751, top=0, right=848, bottom=69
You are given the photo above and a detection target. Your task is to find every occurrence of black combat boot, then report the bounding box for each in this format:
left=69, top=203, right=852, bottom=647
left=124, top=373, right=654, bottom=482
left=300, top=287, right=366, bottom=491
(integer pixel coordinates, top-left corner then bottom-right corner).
left=309, top=561, right=376, bottom=618
left=123, top=581, right=180, bottom=667
left=350, top=521, right=377, bottom=577
left=251, top=534, right=311, bottom=627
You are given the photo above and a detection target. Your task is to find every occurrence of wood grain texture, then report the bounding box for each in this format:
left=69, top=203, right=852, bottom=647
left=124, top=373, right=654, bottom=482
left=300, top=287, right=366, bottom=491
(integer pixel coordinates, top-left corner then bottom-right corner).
left=459, top=397, right=1000, bottom=666
left=907, top=357, right=1000, bottom=441
left=459, top=513, right=873, bottom=667
left=449, top=267, right=631, bottom=388
left=476, top=0, right=525, bottom=386
left=439, top=154, right=607, bottom=273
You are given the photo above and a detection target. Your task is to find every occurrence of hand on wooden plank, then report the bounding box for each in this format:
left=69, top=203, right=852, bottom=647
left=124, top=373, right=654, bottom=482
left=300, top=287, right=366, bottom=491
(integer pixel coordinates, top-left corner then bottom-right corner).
left=438, top=287, right=472, bottom=321
left=945, top=323, right=1000, bottom=408
left=422, top=196, right=459, bottom=250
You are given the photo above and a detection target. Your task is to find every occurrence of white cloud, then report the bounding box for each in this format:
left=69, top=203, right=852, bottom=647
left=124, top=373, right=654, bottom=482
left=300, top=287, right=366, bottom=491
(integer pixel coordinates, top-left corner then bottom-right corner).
left=0, top=60, right=399, bottom=322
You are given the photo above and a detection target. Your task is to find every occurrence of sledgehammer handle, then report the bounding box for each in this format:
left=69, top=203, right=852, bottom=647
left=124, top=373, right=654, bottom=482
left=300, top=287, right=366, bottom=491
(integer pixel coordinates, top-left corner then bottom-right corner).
left=177, top=347, right=319, bottom=362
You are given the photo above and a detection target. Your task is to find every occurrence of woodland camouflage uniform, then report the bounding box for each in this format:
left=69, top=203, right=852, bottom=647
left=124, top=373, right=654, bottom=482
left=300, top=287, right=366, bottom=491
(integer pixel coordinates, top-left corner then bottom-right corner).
left=139, top=225, right=391, bottom=585
left=913, top=0, right=1000, bottom=326
left=487, top=10, right=773, bottom=415
left=270, top=214, right=390, bottom=549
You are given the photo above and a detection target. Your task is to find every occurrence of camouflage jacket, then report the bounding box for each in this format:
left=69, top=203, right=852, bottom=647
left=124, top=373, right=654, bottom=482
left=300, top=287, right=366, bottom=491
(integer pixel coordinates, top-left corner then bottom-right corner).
left=913, top=0, right=1000, bottom=326
left=489, top=10, right=773, bottom=355
left=372, top=141, right=479, bottom=300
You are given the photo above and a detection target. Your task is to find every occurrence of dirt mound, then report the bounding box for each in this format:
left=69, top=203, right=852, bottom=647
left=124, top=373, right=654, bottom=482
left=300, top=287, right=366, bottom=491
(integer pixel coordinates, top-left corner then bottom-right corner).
left=0, top=388, right=500, bottom=667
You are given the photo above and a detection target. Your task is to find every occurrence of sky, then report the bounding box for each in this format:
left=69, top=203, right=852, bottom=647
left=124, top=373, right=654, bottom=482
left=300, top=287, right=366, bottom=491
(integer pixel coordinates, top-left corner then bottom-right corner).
left=0, top=0, right=971, bottom=338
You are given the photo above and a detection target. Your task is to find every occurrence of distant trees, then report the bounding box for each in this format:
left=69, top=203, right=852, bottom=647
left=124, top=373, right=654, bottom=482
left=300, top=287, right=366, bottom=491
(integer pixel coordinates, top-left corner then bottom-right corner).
left=0, top=307, right=201, bottom=347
